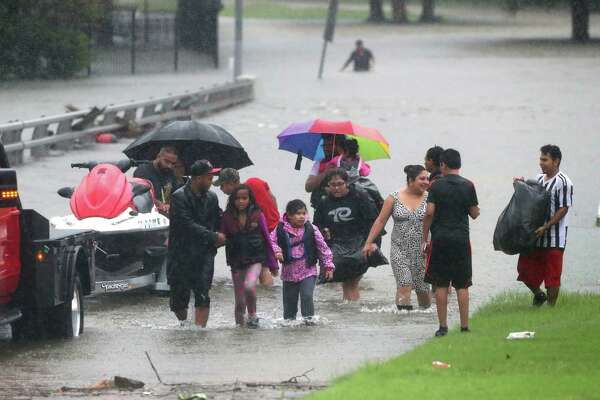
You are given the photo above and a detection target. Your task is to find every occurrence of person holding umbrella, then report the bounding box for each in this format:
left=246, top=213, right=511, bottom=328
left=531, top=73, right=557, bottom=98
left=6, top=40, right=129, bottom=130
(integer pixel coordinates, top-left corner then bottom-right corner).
left=124, top=119, right=253, bottom=187
left=304, top=134, right=341, bottom=208
left=133, top=146, right=180, bottom=215
left=278, top=119, right=390, bottom=209
left=167, top=160, right=225, bottom=327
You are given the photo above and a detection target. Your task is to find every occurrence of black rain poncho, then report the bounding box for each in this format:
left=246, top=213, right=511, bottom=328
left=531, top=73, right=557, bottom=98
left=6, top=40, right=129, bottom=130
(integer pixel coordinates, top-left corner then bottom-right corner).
left=314, top=187, right=388, bottom=282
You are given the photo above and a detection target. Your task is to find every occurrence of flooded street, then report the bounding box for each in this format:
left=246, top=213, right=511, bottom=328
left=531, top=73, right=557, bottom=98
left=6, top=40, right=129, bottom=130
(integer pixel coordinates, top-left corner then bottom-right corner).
left=2, top=8, right=600, bottom=399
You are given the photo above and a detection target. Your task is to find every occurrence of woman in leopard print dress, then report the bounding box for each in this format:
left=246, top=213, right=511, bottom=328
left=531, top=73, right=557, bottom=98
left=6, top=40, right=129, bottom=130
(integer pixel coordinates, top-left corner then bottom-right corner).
left=363, top=165, right=431, bottom=310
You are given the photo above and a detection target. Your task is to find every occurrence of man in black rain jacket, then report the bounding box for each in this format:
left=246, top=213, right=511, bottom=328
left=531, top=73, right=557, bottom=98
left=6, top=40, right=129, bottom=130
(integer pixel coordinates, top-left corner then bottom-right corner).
left=167, top=160, right=225, bottom=327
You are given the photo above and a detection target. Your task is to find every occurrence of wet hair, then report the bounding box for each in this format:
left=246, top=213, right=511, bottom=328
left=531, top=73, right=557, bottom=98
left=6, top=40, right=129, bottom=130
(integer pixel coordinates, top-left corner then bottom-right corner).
left=324, top=168, right=349, bottom=185
left=404, top=165, right=426, bottom=184
left=226, top=184, right=257, bottom=215
left=425, top=146, right=444, bottom=167
left=342, top=138, right=360, bottom=158
left=540, top=144, right=562, bottom=165
left=440, top=148, right=461, bottom=170
left=285, top=199, right=307, bottom=216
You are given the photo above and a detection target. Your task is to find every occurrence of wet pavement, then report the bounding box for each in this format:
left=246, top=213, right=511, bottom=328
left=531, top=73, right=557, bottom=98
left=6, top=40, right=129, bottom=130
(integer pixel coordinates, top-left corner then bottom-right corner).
left=2, top=8, right=600, bottom=400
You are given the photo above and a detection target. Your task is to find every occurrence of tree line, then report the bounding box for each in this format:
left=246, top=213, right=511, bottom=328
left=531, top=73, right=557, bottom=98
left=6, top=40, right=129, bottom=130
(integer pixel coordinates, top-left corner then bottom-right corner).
left=368, top=0, right=595, bottom=42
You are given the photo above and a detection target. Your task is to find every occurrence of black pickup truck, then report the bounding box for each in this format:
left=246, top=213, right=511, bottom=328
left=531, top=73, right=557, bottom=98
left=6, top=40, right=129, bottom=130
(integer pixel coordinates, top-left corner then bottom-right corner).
left=0, top=143, right=95, bottom=340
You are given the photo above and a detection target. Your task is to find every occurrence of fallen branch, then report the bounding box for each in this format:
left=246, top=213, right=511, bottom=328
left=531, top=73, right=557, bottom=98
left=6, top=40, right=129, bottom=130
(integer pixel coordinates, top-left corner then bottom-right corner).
left=145, top=351, right=164, bottom=384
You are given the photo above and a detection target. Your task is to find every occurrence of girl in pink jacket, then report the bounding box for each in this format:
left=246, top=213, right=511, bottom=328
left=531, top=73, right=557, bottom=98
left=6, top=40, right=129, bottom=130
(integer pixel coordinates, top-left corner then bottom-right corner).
left=270, top=199, right=334, bottom=323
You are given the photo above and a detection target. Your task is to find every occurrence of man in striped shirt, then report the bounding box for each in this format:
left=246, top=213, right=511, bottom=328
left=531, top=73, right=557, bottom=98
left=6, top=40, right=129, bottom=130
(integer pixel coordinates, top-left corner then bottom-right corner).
left=517, top=145, right=573, bottom=307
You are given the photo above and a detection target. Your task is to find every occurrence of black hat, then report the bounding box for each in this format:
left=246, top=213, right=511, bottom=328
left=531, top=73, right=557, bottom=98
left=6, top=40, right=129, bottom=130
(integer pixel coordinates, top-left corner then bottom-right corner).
left=190, top=160, right=221, bottom=176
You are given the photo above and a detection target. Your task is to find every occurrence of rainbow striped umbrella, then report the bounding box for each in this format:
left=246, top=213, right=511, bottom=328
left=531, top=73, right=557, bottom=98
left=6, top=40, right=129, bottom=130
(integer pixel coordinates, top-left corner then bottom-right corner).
left=277, top=119, right=390, bottom=162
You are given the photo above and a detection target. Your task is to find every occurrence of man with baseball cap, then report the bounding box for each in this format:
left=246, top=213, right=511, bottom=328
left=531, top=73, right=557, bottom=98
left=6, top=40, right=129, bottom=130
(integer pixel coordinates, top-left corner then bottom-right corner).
left=214, top=168, right=280, bottom=285
left=167, top=160, right=225, bottom=327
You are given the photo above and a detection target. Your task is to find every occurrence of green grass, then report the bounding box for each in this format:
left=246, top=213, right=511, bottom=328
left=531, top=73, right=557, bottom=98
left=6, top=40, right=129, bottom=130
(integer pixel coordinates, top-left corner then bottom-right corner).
left=308, top=292, right=600, bottom=400
left=221, top=1, right=367, bottom=20
left=116, top=0, right=177, bottom=13
left=115, top=0, right=367, bottom=20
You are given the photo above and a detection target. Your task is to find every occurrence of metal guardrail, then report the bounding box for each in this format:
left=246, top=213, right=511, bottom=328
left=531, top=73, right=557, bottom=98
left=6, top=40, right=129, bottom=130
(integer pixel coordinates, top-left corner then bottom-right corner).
left=0, top=78, right=254, bottom=165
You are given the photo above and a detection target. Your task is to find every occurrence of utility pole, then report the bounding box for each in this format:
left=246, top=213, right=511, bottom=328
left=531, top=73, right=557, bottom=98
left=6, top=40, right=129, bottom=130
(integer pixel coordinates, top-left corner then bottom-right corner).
left=318, top=0, right=338, bottom=79
left=233, top=0, right=243, bottom=80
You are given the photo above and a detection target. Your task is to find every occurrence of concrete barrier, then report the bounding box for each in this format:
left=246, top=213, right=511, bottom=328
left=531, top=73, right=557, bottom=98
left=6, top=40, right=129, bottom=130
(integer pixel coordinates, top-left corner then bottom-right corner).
left=0, top=78, right=254, bottom=165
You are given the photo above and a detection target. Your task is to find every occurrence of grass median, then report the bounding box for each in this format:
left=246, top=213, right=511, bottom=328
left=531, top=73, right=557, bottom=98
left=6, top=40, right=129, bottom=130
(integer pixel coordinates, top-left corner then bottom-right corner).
left=308, top=292, right=600, bottom=400
left=116, top=0, right=367, bottom=20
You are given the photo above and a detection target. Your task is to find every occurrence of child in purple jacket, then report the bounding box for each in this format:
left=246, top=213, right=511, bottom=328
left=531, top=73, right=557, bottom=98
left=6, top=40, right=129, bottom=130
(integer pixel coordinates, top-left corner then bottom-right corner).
left=220, top=185, right=278, bottom=328
left=270, top=199, right=334, bottom=323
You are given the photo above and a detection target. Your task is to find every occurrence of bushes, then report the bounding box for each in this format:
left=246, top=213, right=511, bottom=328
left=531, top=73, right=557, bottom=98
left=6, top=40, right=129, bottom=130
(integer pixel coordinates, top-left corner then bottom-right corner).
left=0, top=0, right=99, bottom=79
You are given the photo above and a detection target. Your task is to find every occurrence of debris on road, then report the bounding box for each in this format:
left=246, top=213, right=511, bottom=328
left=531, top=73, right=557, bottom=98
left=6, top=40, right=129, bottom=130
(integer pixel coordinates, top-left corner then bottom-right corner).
left=59, top=375, right=144, bottom=393
left=506, top=331, right=535, bottom=340
left=432, top=361, right=451, bottom=368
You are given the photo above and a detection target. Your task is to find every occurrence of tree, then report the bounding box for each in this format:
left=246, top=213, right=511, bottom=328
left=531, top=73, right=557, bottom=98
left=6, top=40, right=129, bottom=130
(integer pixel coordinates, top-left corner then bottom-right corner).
left=571, top=0, right=590, bottom=41
left=391, top=0, right=408, bottom=23
left=420, top=0, right=436, bottom=22
left=0, top=0, right=99, bottom=79
left=368, top=0, right=385, bottom=22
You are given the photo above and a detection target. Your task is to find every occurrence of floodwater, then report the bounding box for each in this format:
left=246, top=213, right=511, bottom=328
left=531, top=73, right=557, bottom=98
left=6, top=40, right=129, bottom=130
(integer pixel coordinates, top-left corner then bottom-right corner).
left=1, top=8, right=600, bottom=399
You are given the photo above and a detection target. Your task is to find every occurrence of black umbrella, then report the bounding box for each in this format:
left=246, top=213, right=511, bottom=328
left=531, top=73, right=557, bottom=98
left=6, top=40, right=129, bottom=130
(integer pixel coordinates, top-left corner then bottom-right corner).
left=123, top=120, right=253, bottom=171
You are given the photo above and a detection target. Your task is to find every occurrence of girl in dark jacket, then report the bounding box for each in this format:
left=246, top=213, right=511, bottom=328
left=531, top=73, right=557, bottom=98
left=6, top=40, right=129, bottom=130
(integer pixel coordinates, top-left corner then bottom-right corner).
left=220, top=185, right=278, bottom=328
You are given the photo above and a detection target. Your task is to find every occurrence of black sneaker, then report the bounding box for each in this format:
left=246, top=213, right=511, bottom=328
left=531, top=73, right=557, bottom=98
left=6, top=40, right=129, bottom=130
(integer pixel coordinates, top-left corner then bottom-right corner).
left=532, top=291, right=547, bottom=307
left=397, top=304, right=414, bottom=311
left=247, top=316, right=259, bottom=329
left=435, top=326, right=448, bottom=337
left=460, top=327, right=470, bottom=332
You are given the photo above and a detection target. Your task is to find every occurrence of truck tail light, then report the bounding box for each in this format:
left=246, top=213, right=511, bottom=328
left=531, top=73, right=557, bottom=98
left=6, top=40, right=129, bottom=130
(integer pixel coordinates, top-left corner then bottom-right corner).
left=0, top=170, right=19, bottom=208
left=0, top=207, right=21, bottom=304
left=1, top=190, right=18, bottom=200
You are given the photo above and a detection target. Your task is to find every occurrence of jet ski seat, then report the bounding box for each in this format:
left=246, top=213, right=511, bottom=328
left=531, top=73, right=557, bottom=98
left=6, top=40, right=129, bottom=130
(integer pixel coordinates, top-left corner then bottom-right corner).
left=132, top=191, right=154, bottom=214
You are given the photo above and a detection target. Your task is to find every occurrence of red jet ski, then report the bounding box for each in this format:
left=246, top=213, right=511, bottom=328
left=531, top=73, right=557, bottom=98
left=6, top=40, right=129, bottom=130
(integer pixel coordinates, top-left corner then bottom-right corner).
left=51, top=160, right=170, bottom=294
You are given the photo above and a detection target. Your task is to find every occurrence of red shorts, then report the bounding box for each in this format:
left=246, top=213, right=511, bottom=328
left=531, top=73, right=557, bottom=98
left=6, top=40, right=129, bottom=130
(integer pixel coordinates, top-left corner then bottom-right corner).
left=517, top=248, right=564, bottom=288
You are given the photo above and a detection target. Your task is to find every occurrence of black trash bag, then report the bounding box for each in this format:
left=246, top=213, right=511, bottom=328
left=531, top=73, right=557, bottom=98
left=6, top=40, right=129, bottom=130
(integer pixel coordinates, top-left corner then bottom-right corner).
left=493, top=180, right=550, bottom=255
left=322, top=236, right=388, bottom=283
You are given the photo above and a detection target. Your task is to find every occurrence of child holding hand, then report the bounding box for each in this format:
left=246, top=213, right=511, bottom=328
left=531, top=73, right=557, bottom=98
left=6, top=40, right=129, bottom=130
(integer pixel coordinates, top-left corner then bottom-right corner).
left=220, top=185, right=278, bottom=328
left=271, top=199, right=334, bottom=323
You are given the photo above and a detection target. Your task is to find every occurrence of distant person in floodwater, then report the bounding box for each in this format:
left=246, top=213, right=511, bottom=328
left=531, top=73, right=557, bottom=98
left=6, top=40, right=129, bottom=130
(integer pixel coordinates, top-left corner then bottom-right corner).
left=340, top=40, right=375, bottom=72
